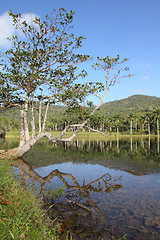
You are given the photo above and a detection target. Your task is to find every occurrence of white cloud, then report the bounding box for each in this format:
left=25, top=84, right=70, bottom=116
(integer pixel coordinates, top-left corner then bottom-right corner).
left=0, top=11, right=37, bottom=48
left=0, top=12, right=14, bottom=48
left=141, top=75, right=150, bottom=80
left=134, top=89, right=153, bottom=95
left=135, top=62, right=151, bottom=69
left=144, top=64, right=151, bottom=69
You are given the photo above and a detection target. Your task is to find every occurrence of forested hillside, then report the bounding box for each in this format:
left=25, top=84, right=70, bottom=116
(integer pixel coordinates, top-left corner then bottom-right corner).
left=1, top=94, right=160, bottom=134
left=99, top=95, right=160, bottom=116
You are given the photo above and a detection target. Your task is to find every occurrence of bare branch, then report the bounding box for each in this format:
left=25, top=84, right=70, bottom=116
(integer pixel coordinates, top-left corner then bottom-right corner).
left=55, top=124, right=70, bottom=140
left=84, top=126, right=111, bottom=137
left=42, top=98, right=50, bottom=132
left=39, top=98, right=42, bottom=133
left=95, top=92, right=102, bottom=101
left=30, top=92, right=35, bottom=138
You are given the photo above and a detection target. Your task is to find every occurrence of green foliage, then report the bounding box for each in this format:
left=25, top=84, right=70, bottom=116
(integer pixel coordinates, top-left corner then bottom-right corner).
left=0, top=8, right=103, bottom=110
left=93, top=55, right=130, bottom=87
left=0, top=9, right=132, bottom=155
left=100, top=95, right=160, bottom=116
left=1, top=94, right=160, bottom=134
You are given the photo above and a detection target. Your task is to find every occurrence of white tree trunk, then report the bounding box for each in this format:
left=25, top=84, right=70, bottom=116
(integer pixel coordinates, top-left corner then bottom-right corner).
left=148, top=122, right=150, bottom=135
left=130, top=120, right=132, bottom=135
left=19, top=109, right=25, bottom=147
left=4, top=86, right=110, bottom=157
left=39, top=99, right=42, bottom=133
left=135, top=120, right=138, bottom=131
left=16, top=132, right=46, bottom=157
left=42, top=101, right=50, bottom=131
left=31, top=93, right=35, bottom=138
left=24, top=99, right=30, bottom=141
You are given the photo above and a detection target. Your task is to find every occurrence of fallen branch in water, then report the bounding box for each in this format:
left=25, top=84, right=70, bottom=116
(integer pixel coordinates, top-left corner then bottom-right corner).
left=64, top=199, right=94, bottom=212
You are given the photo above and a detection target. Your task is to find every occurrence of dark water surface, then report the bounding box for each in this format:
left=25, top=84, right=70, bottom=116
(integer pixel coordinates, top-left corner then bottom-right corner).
left=2, top=137, right=160, bottom=239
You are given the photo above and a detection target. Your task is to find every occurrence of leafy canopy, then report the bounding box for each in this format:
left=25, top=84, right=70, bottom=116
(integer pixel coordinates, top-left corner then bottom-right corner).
left=0, top=8, right=103, bottom=109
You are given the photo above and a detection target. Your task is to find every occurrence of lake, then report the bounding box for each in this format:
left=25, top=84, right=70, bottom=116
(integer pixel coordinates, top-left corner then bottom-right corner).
left=1, top=136, right=160, bottom=239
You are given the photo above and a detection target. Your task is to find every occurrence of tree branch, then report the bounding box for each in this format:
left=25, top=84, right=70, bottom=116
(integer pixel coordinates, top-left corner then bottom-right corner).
left=24, top=98, right=30, bottom=142
left=30, top=92, right=35, bottom=138
left=84, top=126, right=111, bottom=137
left=39, top=98, right=42, bottom=133
left=42, top=99, right=50, bottom=131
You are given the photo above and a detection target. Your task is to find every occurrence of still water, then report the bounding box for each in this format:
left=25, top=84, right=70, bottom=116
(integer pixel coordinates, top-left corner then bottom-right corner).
left=1, top=136, right=160, bottom=239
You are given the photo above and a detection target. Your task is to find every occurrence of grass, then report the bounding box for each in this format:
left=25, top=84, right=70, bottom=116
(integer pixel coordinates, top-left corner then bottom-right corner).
left=0, top=157, right=62, bottom=240
left=5, top=130, right=158, bottom=142
left=5, top=131, right=20, bottom=139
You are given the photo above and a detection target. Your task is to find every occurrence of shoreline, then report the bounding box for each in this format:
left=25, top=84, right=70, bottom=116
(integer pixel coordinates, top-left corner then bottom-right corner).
left=5, top=130, right=159, bottom=139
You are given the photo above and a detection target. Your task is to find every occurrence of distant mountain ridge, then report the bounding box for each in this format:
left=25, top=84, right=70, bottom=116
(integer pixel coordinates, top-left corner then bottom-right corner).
left=2, top=95, right=160, bottom=121
left=99, top=95, right=160, bottom=116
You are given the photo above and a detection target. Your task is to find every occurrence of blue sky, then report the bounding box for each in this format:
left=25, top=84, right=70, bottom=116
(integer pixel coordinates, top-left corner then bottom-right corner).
left=0, top=0, right=159, bottom=104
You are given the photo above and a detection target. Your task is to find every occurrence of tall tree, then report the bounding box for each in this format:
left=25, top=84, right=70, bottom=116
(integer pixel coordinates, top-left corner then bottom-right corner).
left=128, top=113, right=134, bottom=135
left=0, top=9, right=131, bottom=157
left=139, top=114, right=146, bottom=134
left=113, top=114, right=121, bottom=135
left=144, top=111, right=153, bottom=135
left=153, top=108, right=160, bottom=136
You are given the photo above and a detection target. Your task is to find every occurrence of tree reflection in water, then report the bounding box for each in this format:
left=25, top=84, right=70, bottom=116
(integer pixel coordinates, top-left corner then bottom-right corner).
left=15, top=158, right=123, bottom=240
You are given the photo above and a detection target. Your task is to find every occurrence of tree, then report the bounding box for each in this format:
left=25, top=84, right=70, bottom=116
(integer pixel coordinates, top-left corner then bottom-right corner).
left=153, top=108, right=160, bottom=136
left=139, top=114, right=145, bottom=134
left=128, top=113, right=134, bottom=135
left=112, top=114, right=121, bottom=135
left=0, top=9, right=131, bottom=157
left=144, top=111, right=153, bottom=136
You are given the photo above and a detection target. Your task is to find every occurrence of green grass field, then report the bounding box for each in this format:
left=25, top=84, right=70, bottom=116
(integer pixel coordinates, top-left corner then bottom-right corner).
left=5, top=130, right=156, bottom=142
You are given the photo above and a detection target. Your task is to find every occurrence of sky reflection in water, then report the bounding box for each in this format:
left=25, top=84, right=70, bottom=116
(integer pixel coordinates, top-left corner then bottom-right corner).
left=33, top=160, right=160, bottom=240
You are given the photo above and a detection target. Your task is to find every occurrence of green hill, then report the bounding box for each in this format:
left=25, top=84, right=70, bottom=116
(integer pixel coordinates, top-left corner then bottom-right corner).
left=99, top=95, right=160, bottom=116
left=1, top=95, right=160, bottom=131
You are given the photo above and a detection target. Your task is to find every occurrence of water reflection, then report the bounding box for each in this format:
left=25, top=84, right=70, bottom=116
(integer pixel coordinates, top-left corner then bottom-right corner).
left=0, top=137, right=19, bottom=150
left=23, top=137, right=160, bottom=176
left=1, top=135, right=160, bottom=156
left=3, top=136, right=160, bottom=239
left=22, top=138, right=160, bottom=240
left=15, top=158, right=122, bottom=239
left=14, top=157, right=160, bottom=240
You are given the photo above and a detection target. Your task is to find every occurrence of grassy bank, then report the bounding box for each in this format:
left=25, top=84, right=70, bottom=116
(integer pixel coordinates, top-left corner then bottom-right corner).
left=5, top=130, right=157, bottom=141
left=0, top=157, right=61, bottom=240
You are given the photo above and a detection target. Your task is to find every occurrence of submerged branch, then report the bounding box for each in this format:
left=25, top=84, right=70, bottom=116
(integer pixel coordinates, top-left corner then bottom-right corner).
left=64, top=199, right=94, bottom=212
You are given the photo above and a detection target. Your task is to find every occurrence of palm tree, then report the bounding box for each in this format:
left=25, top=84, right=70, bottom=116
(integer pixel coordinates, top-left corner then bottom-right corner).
left=153, top=108, right=160, bottom=136
left=128, top=113, right=134, bottom=135
left=144, top=111, right=153, bottom=135
left=139, top=114, right=146, bottom=135
left=107, top=116, right=113, bottom=132
left=113, top=114, right=121, bottom=135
